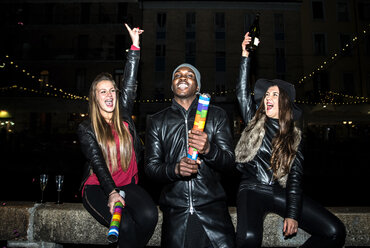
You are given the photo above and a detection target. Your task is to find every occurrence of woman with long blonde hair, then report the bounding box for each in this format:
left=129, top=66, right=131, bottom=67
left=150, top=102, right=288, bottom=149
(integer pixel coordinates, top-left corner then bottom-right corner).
left=77, top=24, right=157, bottom=248
left=235, top=33, right=346, bottom=248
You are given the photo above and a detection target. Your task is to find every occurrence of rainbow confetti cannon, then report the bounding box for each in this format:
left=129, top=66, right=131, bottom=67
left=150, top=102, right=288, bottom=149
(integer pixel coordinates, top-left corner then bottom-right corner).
left=107, top=190, right=125, bottom=243
left=187, top=93, right=211, bottom=161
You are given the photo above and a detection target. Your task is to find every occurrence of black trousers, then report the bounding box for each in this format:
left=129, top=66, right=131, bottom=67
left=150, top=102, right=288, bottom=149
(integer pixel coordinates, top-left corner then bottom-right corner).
left=184, top=214, right=213, bottom=248
left=83, top=183, right=158, bottom=248
left=236, top=183, right=346, bottom=248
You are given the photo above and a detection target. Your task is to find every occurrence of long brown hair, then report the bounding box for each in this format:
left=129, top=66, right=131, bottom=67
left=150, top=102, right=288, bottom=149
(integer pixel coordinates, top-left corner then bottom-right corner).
left=254, top=85, right=297, bottom=178
left=88, top=73, right=132, bottom=173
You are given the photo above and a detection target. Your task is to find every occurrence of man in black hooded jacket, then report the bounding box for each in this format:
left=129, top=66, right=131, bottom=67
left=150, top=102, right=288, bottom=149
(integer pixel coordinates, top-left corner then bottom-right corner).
left=145, top=63, right=236, bottom=248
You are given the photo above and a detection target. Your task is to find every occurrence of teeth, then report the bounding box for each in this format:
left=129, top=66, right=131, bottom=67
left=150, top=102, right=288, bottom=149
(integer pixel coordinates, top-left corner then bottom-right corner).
left=177, top=83, right=188, bottom=90
left=105, top=99, right=113, bottom=107
left=266, top=102, right=273, bottom=110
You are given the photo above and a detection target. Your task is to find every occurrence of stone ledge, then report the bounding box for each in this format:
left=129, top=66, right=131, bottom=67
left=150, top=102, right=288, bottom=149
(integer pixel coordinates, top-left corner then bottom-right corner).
left=1, top=202, right=369, bottom=247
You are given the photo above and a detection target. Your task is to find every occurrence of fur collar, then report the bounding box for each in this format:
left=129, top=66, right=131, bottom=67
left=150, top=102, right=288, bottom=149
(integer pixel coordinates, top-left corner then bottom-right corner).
left=235, top=115, right=301, bottom=187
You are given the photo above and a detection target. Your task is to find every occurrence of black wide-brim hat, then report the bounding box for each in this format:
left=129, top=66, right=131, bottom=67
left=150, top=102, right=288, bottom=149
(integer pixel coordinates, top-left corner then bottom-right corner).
left=254, top=78, right=302, bottom=120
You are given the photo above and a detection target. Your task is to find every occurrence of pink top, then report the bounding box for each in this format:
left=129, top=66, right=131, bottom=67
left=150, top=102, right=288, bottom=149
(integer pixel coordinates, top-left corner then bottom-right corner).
left=84, top=122, right=138, bottom=191
left=83, top=46, right=140, bottom=195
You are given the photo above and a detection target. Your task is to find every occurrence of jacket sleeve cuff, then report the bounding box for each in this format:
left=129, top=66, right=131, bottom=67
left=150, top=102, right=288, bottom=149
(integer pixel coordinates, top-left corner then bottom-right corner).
left=127, top=49, right=140, bottom=59
left=285, top=209, right=299, bottom=221
left=202, top=141, right=218, bottom=161
left=166, top=162, right=181, bottom=181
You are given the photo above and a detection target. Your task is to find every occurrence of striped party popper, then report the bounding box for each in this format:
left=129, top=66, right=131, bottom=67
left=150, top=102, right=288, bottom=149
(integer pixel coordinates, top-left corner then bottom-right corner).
left=187, top=93, right=211, bottom=161
left=107, top=190, right=125, bottom=243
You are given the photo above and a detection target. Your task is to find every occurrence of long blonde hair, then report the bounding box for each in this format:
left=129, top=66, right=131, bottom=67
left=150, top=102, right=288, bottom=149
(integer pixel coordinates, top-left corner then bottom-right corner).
left=88, top=73, right=132, bottom=173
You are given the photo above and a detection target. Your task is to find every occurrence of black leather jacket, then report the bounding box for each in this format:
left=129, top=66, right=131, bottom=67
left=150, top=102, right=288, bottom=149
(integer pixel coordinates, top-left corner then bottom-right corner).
left=145, top=97, right=235, bottom=247
left=77, top=50, right=142, bottom=196
left=236, top=56, right=303, bottom=221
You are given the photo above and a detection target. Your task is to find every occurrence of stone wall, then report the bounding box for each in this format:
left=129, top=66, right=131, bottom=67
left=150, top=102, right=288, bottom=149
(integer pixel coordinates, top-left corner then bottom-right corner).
left=1, top=202, right=369, bottom=247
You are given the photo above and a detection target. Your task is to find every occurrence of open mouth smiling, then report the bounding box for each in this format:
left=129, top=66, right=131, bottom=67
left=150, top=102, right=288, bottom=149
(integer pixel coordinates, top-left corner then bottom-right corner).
left=177, top=82, right=189, bottom=90
left=105, top=99, right=114, bottom=107
left=266, top=102, right=273, bottom=111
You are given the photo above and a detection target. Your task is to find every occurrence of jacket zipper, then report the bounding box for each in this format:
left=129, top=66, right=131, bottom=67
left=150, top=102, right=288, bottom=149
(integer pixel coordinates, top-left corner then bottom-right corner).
left=184, top=111, right=194, bottom=214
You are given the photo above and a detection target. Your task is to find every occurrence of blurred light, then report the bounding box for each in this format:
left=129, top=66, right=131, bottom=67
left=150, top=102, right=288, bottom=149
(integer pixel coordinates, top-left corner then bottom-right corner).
left=342, top=121, right=347, bottom=125
left=0, top=110, right=12, bottom=118
left=348, top=121, right=352, bottom=125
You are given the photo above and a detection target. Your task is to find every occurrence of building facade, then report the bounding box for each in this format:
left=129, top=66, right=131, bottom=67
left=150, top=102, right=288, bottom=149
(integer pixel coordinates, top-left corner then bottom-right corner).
left=299, top=0, right=370, bottom=104
left=0, top=0, right=369, bottom=134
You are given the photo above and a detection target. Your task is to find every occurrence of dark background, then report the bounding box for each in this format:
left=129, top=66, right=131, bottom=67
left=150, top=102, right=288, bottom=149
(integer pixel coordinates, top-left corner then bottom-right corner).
left=1, top=118, right=369, bottom=207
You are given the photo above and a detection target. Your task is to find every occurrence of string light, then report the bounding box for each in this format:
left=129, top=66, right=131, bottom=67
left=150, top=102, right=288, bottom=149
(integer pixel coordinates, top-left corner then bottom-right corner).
left=3, top=82, right=367, bottom=105
left=2, top=23, right=369, bottom=105
left=1, top=54, right=88, bottom=101
left=297, top=25, right=370, bottom=86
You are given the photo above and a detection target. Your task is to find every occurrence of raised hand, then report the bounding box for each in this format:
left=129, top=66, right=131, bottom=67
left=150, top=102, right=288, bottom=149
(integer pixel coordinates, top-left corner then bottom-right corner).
left=124, top=23, right=144, bottom=48
left=242, top=32, right=252, bottom=57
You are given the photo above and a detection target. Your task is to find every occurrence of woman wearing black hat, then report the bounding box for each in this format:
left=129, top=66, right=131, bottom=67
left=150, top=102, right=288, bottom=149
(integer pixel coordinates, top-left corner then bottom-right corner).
left=235, top=33, right=346, bottom=248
